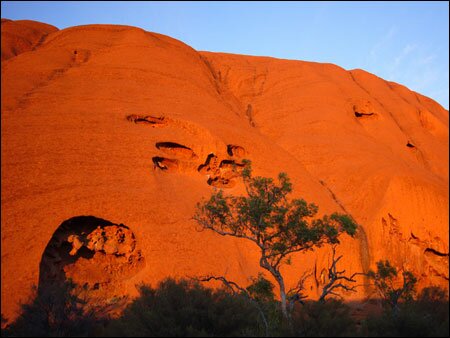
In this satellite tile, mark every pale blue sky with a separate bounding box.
[2,1,449,109]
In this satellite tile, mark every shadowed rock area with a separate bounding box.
[39,216,145,310]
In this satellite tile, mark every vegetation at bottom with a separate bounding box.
[2,278,448,337]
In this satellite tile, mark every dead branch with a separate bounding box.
[319,245,365,302]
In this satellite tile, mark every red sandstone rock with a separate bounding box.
[1,19,58,61]
[1,20,448,324]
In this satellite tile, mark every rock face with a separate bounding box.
[1,19,58,61]
[1,20,448,323]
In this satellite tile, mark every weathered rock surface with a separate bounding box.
[1,20,448,323]
[1,19,58,61]
[38,216,144,314]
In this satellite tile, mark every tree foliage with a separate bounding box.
[194,160,358,317]
[367,260,417,310]
[246,273,276,303]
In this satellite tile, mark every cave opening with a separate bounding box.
[38,216,145,307]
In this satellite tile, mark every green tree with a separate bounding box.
[368,260,417,311]
[193,160,358,318]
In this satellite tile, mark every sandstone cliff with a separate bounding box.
[2,20,448,323]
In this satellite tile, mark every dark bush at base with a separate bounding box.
[361,286,449,337]
[287,299,357,337]
[1,281,97,337]
[2,281,448,337]
[101,279,263,337]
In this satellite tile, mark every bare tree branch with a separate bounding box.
[287,270,313,310]
[192,275,247,295]
[318,245,364,302]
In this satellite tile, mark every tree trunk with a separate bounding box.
[277,276,289,319]
[259,255,289,319]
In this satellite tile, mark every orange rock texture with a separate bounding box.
[1,19,57,61]
[1,20,448,322]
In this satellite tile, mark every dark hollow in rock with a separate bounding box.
[198,154,245,188]
[219,159,246,170]
[198,153,218,174]
[354,111,375,118]
[410,232,419,240]
[156,142,196,159]
[406,141,415,148]
[152,156,179,171]
[424,248,449,257]
[207,176,237,189]
[126,114,167,127]
[39,216,145,308]
[226,145,246,157]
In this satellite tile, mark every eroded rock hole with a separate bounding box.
[207,176,237,189]
[152,156,179,171]
[156,142,197,159]
[126,114,167,127]
[406,141,415,148]
[227,144,246,157]
[219,159,245,170]
[39,216,145,307]
[198,153,219,174]
[354,111,374,118]
[424,248,449,257]
[198,154,244,188]
[352,102,377,119]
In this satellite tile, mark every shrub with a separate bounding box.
[1,281,97,337]
[102,278,263,337]
[362,286,449,337]
[288,299,357,337]
[367,260,417,310]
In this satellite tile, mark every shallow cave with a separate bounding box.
[227,144,246,157]
[126,114,166,127]
[152,156,179,171]
[198,153,218,173]
[155,142,196,159]
[156,142,191,151]
[39,216,145,304]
